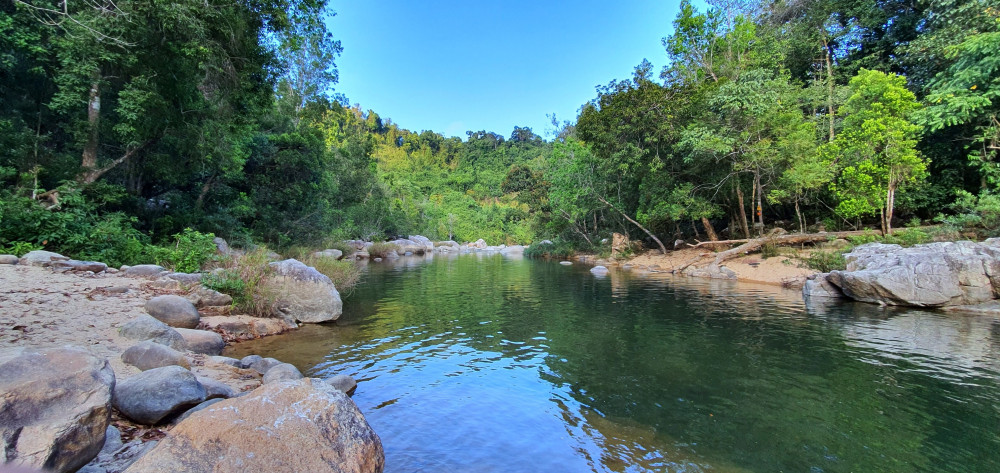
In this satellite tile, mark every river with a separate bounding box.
[225,253,1000,472]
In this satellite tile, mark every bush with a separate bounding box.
[0,241,42,257]
[369,242,400,258]
[152,228,218,273]
[938,191,1000,237]
[883,227,930,247]
[804,250,847,272]
[202,247,276,317]
[525,240,576,259]
[301,255,362,293]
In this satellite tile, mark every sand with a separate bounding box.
[617,247,819,286]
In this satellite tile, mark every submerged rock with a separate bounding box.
[124,379,384,473]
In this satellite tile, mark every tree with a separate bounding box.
[827,69,926,234]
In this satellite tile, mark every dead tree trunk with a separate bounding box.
[595,195,667,254]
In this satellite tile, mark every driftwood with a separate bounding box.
[671,229,878,273]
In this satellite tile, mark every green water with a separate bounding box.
[226,253,1000,472]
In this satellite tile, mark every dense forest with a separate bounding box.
[2,0,998,263]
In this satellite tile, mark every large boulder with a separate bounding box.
[119,315,188,350]
[312,249,344,260]
[121,341,190,371]
[469,239,488,249]
[174,328,225,355]
[802,273,845,300]
[827,241,1000,307]
[20,250,69,266]
[0,347,115,473]
[145,295,200,329]
[389,239,423,255]
[408,235,434,252]
[112,365,206,425]
[0,254,18,264]
[123,378,384,473]
[185,286,233,308]
[267,259,343,324]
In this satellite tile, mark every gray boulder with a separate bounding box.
[239,354,263,370]
[185,286,233,307]
[408,235,435,252]
[262,363,304,384]
[144,295,200,329]
[325,374,358,396]
[123,264,166,279]
[312,249,344,260]
[802,273,845,300]
[174,328,225,355]
[21,250,69,266]
[123,379,384,473]
[78,426,156,473]
[0,254,18,264]
[827,241,1000,307]
[164,272,202,285]
[0,347,115,473]
[390,238,423,254]
[209,355,242,368]
[267,259,343,323]
[119,315,187,351]
[195,376,237,399]
[121,341,190,371]
[213,237,231,255]
[559,261,573,266]
[112,365,206,425]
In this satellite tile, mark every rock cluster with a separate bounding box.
[803,240,1000,310]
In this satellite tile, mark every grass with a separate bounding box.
[202,247,277,318]
[369,241,401,258]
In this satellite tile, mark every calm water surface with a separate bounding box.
[227,253,1000,472]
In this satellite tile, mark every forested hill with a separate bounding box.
[2,0,999,263]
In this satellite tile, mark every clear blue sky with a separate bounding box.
[327,1,691,139]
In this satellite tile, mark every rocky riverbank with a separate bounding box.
[0,252,383,473]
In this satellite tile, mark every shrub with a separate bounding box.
[369,242,400,258]
[202,247,276,317]
[884,227,930,247]
[301,255,362,293]
[938,191,1000,238]
[804,250,847,272]
[152,228,218,273]
[525,240,575,259]
[0,241,42,257]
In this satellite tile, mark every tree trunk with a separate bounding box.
[754,172,764,235]
[885,186,896,235]
[736,184,750,239]
[701,216,719,241]
[595,195,667,254]
[78,139,154,184]
[81,70,101,172]
[795,199,804,234]
[823,37,835,143]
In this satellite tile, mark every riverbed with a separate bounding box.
[226,253,1000,472]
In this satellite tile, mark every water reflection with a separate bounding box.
[227,255,1000,472]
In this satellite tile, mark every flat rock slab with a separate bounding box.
[123,265,167,279]
[123,379,384,473]
[145,295,200,329]
[52,260,108,273]
[0,346,115,473]
[20,250,69,266]
[174,328,225,355]
[113,365,206,425]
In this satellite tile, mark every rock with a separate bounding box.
[123,264,167,279]
[559,261,573,266]
[20,250,69,266]
[501,245,525,254]
[165,272,202,285]
[121,341,190,371]
[112,365,206,425]
[170,398,225,425]
[0,254,19,264]
[384,250,400,259]
[78,435,156,473]
[124,379,384,473]
[539,240,553,245]
[801,273,845,299]
[355,250,371,259]
[185,286,233,308]
[174,328,225,355]
[325,374,358,396]
[267,259,343,324]
[674,239,687,250]
[239,354,263,369]
[144,295,200,329]
[389,238,423,254]
[52,260,108,273]
[312,249,344,260]
[469,239,488,249]
[213,237,231,255]
[0,347,115,473]
[685,265,738,280]
[119,315,188,351]
[590,265,610,276]
[373,257,383,262]
[827,241,1000,307]
[195,376,237,399]
[147,277,182,291]
[200,315,295,342]
[262,363,304,384]
[408,235,435,252]
[209,356,242,368]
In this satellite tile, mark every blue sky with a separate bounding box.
[327,1,690,139]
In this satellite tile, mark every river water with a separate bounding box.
[226,253,1000,472]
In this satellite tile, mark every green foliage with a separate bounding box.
[201,247,275,317]
[0,241,41,257]
[804,251,847,272]
[938,190,1000,237]
[151,229,217,273]
[525,240,576,259]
